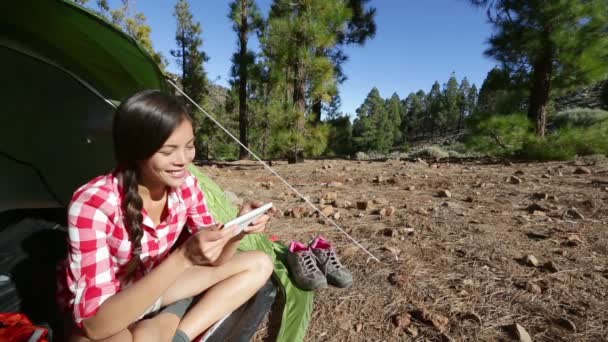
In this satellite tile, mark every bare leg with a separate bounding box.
[160,251,274,340]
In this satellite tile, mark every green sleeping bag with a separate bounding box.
[188,165,313,342]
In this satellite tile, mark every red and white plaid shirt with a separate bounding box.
[57,169,215,326]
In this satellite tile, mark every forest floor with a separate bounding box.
[199,157,608,342]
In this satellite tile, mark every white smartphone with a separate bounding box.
[223,203,273,234]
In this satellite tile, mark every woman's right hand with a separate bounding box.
[178,224,239,266]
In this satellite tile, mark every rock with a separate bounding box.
[382,228,397,237]
[391,312,412,329]
[355,323,363,333]
[524,255,540,267]
[405,326,418,337]
[328,181,343,187]
[526,282,542,294]
[321,192,338,202]
[514,170,526,176]
[373,197,389,205]
[464,196,474,203]
[405,185,416,191]
[437,190,452,198]
[541,174,552,179]
[356,201,372,210]
[338,319,351,331]
[532,192,549,201]
[544,261,560,272]
[547,195,559,202]
[298,196,310,203]
[509,176,523,184]
[513,323,532,342]
[274,208,285,218]
[459,312,482,325]
[555,317,577,332]
[573,166,592,175]
[320,206,334,216]
[332,212,341,220]
[377,206,396,217]
[387,272,408,287]
[346,177,354,182]
[526,203,547,212]
[412,308,449,332]
[563,208,584,220]
[289,206,307,218]
[261,181,274,189]
[416,208,429,215]
[373,176,385,183]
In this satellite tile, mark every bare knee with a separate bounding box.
[246,251,273,279]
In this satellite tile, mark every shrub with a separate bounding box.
[520,122,608,160]
[551,108,608,129]
[464,113,533,157]
[409,145,450,159]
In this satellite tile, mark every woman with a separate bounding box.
[58,90,274,342]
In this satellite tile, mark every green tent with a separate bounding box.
[0,1,312,341]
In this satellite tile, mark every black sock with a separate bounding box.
[173,329,190,342]
[160,297,194,319]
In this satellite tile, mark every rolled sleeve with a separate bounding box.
[67,198,120,326]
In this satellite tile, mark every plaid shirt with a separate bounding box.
[57,169,215,326]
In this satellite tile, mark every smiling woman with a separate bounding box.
[58,90,274,342]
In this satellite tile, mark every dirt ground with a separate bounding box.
[200,157,608,342]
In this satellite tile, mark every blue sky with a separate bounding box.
[106,0,497,118]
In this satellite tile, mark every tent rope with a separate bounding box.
[166,79,380,263]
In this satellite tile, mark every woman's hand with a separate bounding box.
[238,201,274,234]
[179,224,239,267]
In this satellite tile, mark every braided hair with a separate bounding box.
[112,90,192,280]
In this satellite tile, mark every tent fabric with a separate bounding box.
[0,0,167,101]
[189,165,314,342]
[0,46,115,211]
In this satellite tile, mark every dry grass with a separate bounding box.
[202,158,608,341]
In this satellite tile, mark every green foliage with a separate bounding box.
[521,122,608,160]
[409,146,450,159]
[172,0,208,106]
[352,87,392,153]
[465,113,533,156]
[473,0,608,135]
[551,108,608,129]
[475,67,526,116]
[325,115,353,156]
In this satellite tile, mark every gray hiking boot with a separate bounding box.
[287,241,328,291]
[310,236,353,288]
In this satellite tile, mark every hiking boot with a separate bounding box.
[286,241,327,291]
[310,236,353,288]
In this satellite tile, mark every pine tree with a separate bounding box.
[310,0,377,125]
[443,73,461,133]
[352,87,391,153]
[264,0,351,160]
[229,0,264,159]
[472,0,608,136]
[78,0,166,69]
[427,81,443,139]
[457,77,471,131]
[171,0,208,107]
[385,93,402,146]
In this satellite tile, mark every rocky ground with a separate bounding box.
[198,157,608,342]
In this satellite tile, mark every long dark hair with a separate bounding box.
[112,90,192,279]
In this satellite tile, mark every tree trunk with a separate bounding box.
[238,0,249,159]
[527,32,553,137]
[311,101,322,126]
[290,59,306,163]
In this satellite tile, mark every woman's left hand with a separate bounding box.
[239,201,274,234]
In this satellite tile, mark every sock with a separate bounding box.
[172,329,190,342]
[160,297,194,319]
